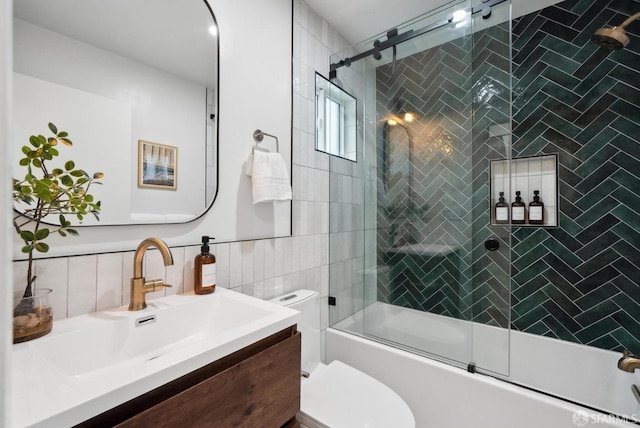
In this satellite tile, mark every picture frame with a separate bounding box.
[138,140,178,190]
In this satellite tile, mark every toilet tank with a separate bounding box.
[270,289,320,374]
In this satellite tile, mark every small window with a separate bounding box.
[315,73,356,161]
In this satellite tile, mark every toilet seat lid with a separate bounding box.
[301,360,415,428]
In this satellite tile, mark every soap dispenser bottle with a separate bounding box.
[194,236,216,295]
[511,191,526,225]
[529,190,544,225]
[495,191,509,225]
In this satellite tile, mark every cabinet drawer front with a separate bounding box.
[117,332,301,428]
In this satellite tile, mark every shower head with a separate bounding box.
[592,26,629,50]
[591,11,640,50]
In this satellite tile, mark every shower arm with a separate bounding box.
[329,0,507,77]
[619,12,640,29]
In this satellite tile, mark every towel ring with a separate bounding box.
[253,129,280,153]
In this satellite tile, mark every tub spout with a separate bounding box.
[618,350,640,373]
[128,237,174,311]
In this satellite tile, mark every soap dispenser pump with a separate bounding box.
[194,236,216,295]
[529,190,544,225]
[511,191,526,225]
[495,191,509,225]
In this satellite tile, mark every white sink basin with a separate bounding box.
[12,287,299,428]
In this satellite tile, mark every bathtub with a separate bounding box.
[328,302,640,428]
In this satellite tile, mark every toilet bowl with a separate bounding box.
[270,290,415,428]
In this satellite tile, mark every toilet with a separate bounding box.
[271,289,415,428]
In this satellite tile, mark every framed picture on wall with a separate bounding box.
[138,140,178,190]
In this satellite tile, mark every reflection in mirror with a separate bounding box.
[315,73,356,161]
[12,0,218,225]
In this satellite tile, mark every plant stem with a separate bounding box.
[24,251,34,299]
[23,199,44,299]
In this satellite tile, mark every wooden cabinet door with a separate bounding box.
[116,332,301,428]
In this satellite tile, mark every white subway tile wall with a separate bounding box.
[143,248,171,302]
[68,255,97,317]
[17,235,330,317]
[32,258,68,319]
[165,246,185,296]
[96,252,124,312]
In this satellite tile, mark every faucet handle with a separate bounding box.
[144,279,172,292]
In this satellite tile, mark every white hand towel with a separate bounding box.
[248,150,292,203]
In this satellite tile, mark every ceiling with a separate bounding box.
[304,0,564,45]
[14,0,218,88]
[305,0,452,45]
[13,0,564,87]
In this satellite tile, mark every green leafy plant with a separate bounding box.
[13,122,103,302]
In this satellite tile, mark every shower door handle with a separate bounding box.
[484,237,500,251]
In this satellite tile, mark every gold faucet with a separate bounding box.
[129,237,174,311]
[618,350,640,373]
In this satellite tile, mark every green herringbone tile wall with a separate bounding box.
[375,20,512,328]
[375,32,476,322]
[374,0,640,352]
[511,0,640,352]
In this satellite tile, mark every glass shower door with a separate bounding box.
[329,0,512,376]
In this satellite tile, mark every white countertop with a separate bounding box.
[11,288,299,427]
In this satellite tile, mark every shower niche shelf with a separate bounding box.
[490,154,558,227]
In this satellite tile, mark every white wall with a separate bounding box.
[13,72,133,224]
[0,0,11,425]
[209,0,292,241]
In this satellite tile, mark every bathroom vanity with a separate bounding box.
[11,288,301,427]
[80,327,301,427]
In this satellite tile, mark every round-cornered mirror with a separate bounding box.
[12,0,218,225]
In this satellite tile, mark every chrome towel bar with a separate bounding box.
[253,129,279,153]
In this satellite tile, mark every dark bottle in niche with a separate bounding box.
[529,190,544,225]
[495,191,509,225]
[511,191,526,225]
